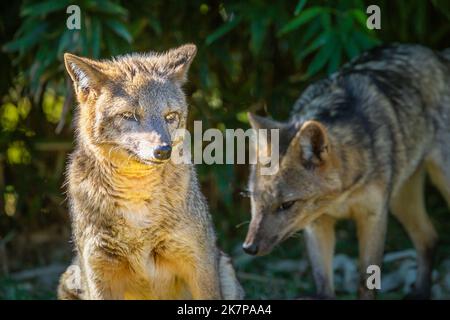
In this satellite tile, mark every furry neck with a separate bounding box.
[77,139,188,203]
[327,129,366,191]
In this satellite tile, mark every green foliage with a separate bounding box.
[3,0,132,91]
[0,0,450,299]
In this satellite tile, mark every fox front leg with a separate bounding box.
[354,195,388,300]
[80,246,125,300]
[304,215,337,299]
[190,269,222,299]
[186,251,222,299]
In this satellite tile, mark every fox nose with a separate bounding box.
[153,145,172,161]
[242,242,259,255]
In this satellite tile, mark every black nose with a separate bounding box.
[153,145,172,161]
[242,242,259,255]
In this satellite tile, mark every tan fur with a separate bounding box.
[389,166,438,298]
[58,44,243,300]
[304,215,336,298]
[244,44,450,299]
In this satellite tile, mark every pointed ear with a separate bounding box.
[247,113,284,157]
[247,113,283,130]
[163,44,197,84]
[292,120,329,169]
[64,53,106,96]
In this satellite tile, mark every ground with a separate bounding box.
[1,181,449,300]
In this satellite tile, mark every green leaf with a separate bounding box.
[299,18,321,46]
[129,18,149,38]
[278,7,323,36]
[297,32,327,60]
[353,30,380,50]
[149,18,162,36]
[236,111,248,123]
[105,29,120,55]
[338,13,354,34]
[250,19,267,55]
[86,0,128,16]
[57,29,72,56]
[327,40,342,74]
[214,165,234,208]
[21,0,71,17]
[3,23,48,52]
[348,9,367,29]
[15,16,41,37]
[30,44,56,89]
[306,33,335,76]
[294,0,308,15]
[343,33,360,59]
[81,19,89,55]
[206,16,242,46]
[91,17,102,58]
[320,11,331,31]
[106,19,133,44]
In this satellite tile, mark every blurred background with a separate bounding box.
[1,0,450,299]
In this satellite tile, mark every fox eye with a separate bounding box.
[121,112,138,121]
[277,200,296,212]
[164,112,179,124]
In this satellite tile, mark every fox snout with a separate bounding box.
[153,144,172,161]
[128,125,174,164]
[242,241,259,255]
[243,232,278,256]
[242,218,269,256]
[243,213,285,256]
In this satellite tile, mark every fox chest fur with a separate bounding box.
[68,152,208,299]
[59,44,242,300]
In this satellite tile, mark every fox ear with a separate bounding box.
[64,53,106,96]
[247,113,282,130]
[247,113,284,156]
[293,120,329,169]
[163,44,197,84]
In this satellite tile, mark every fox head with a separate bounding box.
[64,44,197,166]
[243,113,343,256]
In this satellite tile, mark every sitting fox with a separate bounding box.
[243,44,450,299]
[58,44,243,300]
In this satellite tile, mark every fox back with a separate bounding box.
[244,44,450,256]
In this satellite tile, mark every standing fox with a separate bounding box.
[57,44,243,299]
[244,44,450,299]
